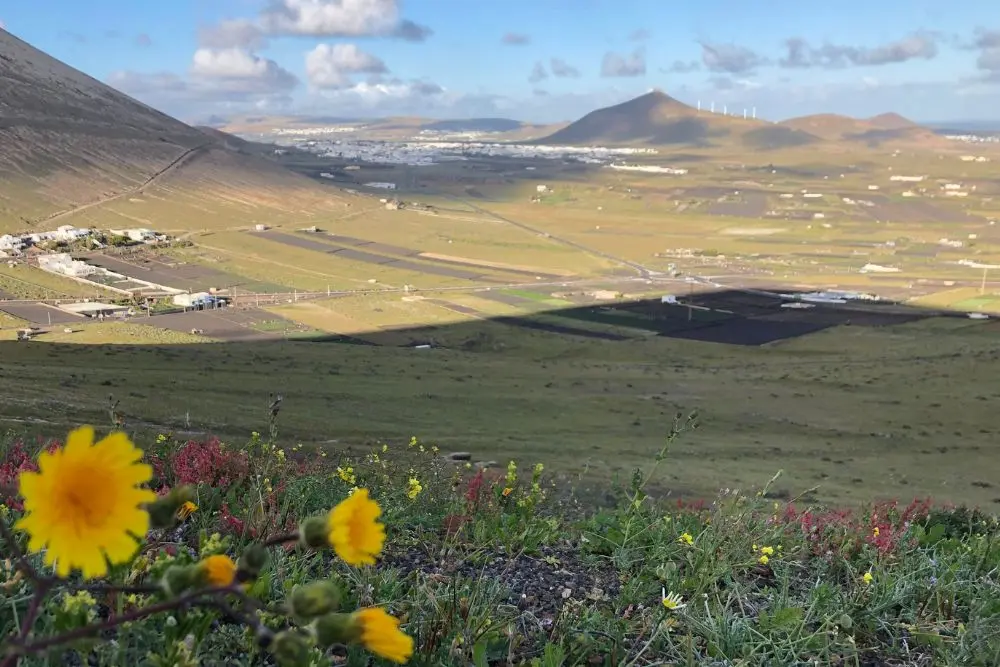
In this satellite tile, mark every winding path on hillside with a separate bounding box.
[34,142,214,227]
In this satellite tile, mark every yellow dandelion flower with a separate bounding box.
[200,554,237,587]
[758,554,770,565]
[679,532,694,545]
[176,501,198,521]
[15,426,155,580]
[352,607,414,664]
[327,489,386,566]
[862,570,873,585]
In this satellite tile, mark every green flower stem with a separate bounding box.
[4,586,234,660]
[262,531,300,548]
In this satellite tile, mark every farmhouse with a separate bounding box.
[37,253,97,278]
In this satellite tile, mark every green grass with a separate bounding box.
[0,313,998,509]
[0,266,117,300]
[2,428,999,666]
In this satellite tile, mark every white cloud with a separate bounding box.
[258,0,430,40]
[190,48,298,93]
[305,43,387,89]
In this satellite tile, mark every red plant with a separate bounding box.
[465,469,484,508]
[170,438,249,488]
[0,440,61,510]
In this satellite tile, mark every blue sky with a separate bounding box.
[3,0,999,123]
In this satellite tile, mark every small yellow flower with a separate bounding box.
[15,426,155,579]
[382,444,388,453]
[759,545,774,556]
[679,532,694,546]
[758,554,769,565]
[337,466,356,485]
[61,591,98,621]
[352,607,414,664]
[862,570,873,585]
[431,446,439,454]
[200,555,237,587]
[502,487,513,497]
[275,449,286,463]
[873,527,880,538]
[176,501,198,521]
[406,477,423,500]
[327,489,386,566]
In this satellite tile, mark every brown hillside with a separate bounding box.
[534,90,761,147]
[0,30,348,229]
[778,114,874,140]
[867,112,918,131]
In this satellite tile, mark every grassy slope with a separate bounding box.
[0,314,997,508]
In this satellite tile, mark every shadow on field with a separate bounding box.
[292,287,987,348]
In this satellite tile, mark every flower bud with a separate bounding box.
[290,581,341,620]
[299,516,329,549]
[270,630,311,667]
[237,544,269,581]
[161,564,198,597]
[146,486,197,529]
[314,612,360,647]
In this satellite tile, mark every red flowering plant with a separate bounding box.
[0,438,61,511]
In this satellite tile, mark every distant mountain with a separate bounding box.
[866,112,918,131]
[778,114,874,140]
[421,118,524,133]
[533,90,825,149]
[533,90,753,147]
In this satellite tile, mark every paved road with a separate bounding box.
[34,142,214,226]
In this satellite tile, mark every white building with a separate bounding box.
[173,292,215,308]
[37,253,97,278]
[54,225,91,241]
[889,175,925,182]
[0,235,25,252]
[363,182,396,190]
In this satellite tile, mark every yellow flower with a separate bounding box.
[15,426,155,579]
[502,487,513,497]
[759,545,774,556]
[337,466,356,485]
[200,555,237,587]
[873,527,880,538]
[406,478,423,500]
[176,501,198,521]
[352,607,414,664]
[679,532,694,545]
[862,570,873,585]
[327,489,386,566]
[758,554,770,565]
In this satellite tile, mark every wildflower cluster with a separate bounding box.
[1,426,414,666]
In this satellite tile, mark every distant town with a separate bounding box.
[266,136,658,166]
